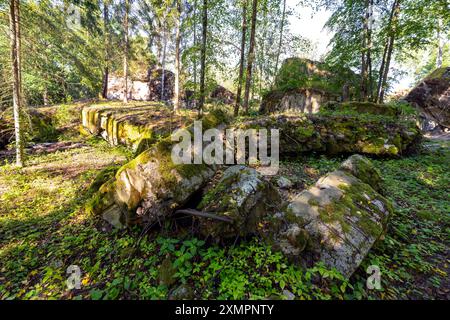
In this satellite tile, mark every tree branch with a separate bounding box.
[174,208,233,223]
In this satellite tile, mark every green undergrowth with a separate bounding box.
[0,103,448,299]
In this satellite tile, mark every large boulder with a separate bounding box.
[260,88,338,115]
[197,165,282,239]
[106,76,151,101]
[192,155,392,279]
[236,112,421,157]
[106,68,175,102]
[81,103,195,152]
[276,155,392,278]
[210,85,235,105]
[405,67,450,131]
[339,154,383,192]
[86,110,230,227]
[260,58,359,114]
[321,101,406,117]
[0,108,57,150]
[147,68,175,101]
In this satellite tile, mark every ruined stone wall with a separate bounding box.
[260,88,339,114]
[405,67,450,131]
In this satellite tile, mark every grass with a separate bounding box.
[0,102,448,300]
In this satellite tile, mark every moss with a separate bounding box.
[202,108,231,129]
[284,206,300,225]
[238,112,420,157]
[133,136,157,156]
[88,165,120,194]
[273,57,357,95]
[79,124,91,136]
[293,229,310,252]
[387,145,399,155]
[85,179,116,216]
[158,257,176,286]
[361,142,385,155]
[198,171,241,210]
[335,181,392,238]
[321,101,400,117]
[340,155,383,192]
[318,201,352,234]
[426,67,450,80]
[308,198,320,207]
[295,124,315,139]
[29,112,58,142]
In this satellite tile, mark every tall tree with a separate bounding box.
[123,0,130,104]
[436,18,444,68]
[173,0,182,111]
[102,0,111,99]
[367,0,374,101]
[360,0,370,101]
[273,0,286,86]
[192,0,198,101]
[198,0,207,115]
[242,0,258,114]
[9,0,24,167]
[377,0,400,104]
[234,0,248,116]
[161,11,168,101]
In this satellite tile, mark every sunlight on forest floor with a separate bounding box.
[0,102,448,300]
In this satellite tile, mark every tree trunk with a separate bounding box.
[193,0,198,102]
[102,66,109,99]
[273,0,286,86]
[123,0,129,103]
[376,0,396,102]
[378,0,400,104]
[360,0,370,101]
[9,0,24,167]
[376,40,388,102]
[102,1,110,99]
[242,0,258,114]
[378,37,394,104]
[43,86,49,106]
[173,0,182,111]
[161,28,167,101]
[436,19,444,68]
[234,0,248,116]
[198,0,208,116]
[367,0,374,101]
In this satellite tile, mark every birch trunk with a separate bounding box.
[123,0,129,103]
[198,0,208,115]
[9,0,24,167]
[234,0,248,116]
[242,0,258,114]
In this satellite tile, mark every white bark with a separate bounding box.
[10,0,24,167]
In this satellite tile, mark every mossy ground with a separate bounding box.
[0,102,448,300]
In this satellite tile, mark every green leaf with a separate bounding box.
[90,289,103,300]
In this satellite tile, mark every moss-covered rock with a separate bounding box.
[197,165,282,239]
[274,58,358,96]
[339,154,383,192]
[321,101,406,117]
[405,67,450,131]
[87,109,231,227]
[280,157,393,278]
[259,57,360,114]
[0,108,57,149]
[236,113,421,157]
[260,88,339,115]
[81,102,196,153]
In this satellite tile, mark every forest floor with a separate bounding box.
[0,102,448,300]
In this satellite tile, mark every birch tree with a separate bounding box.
[9,0,24,167]
[242,0,258,114]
